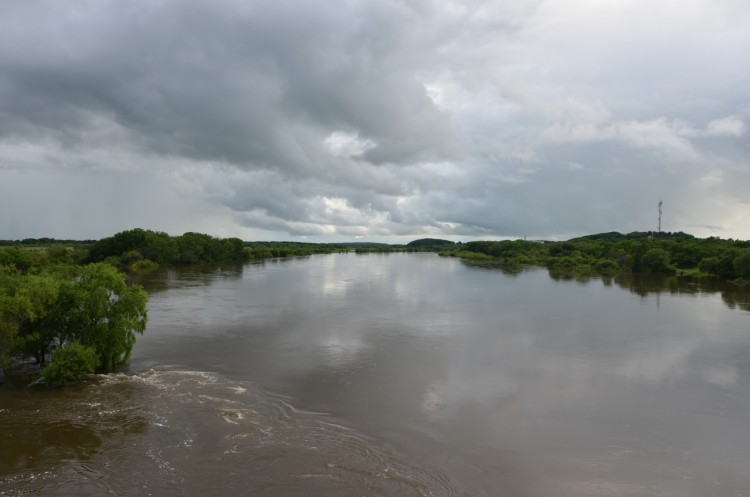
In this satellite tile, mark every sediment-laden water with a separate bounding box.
[2,253,750,496]
[1,369,453,496]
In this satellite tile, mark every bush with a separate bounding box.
[41,342,99,388]
[641,248,675,274]
[699,256,721,276]
[129,259,159,273]
[595,259,619,274]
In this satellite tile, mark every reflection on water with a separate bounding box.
[543,263,750,311]
[3,253,750,496]
[128,263,246,294]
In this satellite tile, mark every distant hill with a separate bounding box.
[568,231,696,243]
[406,238,456,248]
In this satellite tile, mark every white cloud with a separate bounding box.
[324,131,376,158]
[541,106,702,163]
[705,116,746,137]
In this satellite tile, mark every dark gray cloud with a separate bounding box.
[1,0,749,241]
[0,0,455,168]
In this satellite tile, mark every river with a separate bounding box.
[2,253,750,496]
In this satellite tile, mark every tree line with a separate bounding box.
[244,241,346,259]
[440,231,750,282]
[88,229,357,268]
[88,228,246,270]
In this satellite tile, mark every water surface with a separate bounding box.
[2,253,750,496]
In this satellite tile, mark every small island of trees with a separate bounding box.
[1,262,147,387]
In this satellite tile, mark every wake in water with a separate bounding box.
[0,369,455,497]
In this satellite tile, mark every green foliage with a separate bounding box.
[244,241,344,259]
[464,240,547,261]
[88,229,244,268]
[41,342,99,388]
[734,249,750,279]
[1,261,148,382]
[441,250,493,261]
[88,229,179,266]
[449,232,748,280]
[594,259,620,274]
[129,259,159,273]
[641,248,675,274]
[0,266,62,367]
[715,249,742,280]
[698,257,721,277]
[406,238,455,248]
[65,263,148,372]
[0,247,37,273]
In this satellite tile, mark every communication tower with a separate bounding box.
[657,200,663,234]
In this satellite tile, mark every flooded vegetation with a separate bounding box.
[3,253,750,496]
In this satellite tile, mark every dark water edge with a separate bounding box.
[459,258,750,313]
[3,253,750,496]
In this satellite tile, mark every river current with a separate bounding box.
[2,253,750,496]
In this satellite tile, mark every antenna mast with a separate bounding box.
[657,200,663,234]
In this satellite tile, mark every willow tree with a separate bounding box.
[63,263,148,372]
[0,266,61,369]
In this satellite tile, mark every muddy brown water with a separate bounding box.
[2,253,750,496]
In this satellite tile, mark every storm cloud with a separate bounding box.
[1,0,748,241]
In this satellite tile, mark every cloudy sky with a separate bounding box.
[1,0,748,242]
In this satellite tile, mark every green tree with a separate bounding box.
[698,257,721,277]
[0,268,20,369]
[0,247,36,273]
[41,342,99,388]
[716,249,741,279]
[0,267,62,368]
[734,249,750,279]
[64,263,148,372]
[13,273,63,364]
[45,246,74,265]
[640,248,674,274]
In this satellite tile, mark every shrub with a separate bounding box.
[595,259,619,274]
[641,248,675,274]
[129,259,159,273]
[41,342,99,388]
[698,256,721,276]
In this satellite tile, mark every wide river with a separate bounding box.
[2,253,750,496]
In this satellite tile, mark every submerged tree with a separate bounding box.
[0,266,61,369]
[41,341,99,387]
[1,262,148,385]
[63,263,148,373]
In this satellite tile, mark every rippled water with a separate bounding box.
[2,253,750,496]
[1,369,449,496]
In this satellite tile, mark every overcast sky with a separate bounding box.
[1,0,748,242]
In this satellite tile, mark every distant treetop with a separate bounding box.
[568,231,696,243]
[406,238,456,248]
